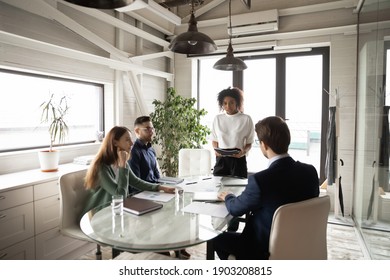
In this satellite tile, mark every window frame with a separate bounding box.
[197,47,330,182]
[0,69,105,153]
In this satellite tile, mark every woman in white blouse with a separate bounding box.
[212,87,255,178]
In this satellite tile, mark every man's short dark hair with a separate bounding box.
[255,116,290,154]
[134,116,151,127]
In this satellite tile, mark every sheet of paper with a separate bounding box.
[133,191,174,203]
[221,177,248,186]
[192,192,221,202]
[182,201,229,218]
[178,176,222,193]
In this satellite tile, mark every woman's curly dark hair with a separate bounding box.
[217,87,244,112]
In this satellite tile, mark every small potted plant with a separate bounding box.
[38,93,69,172]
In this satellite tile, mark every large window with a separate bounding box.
[198,58,232,145]
[198,47,329,180]
[0,70,104,152]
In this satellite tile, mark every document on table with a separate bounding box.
[221,176,248,186]
[179,177,221,193]
[182,201,229,218]
[192,192,221,202]
[133,191,175,203]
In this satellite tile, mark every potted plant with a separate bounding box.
[38,93,69,172]
[150,87,210,177]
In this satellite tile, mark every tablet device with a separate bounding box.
[214,148,241,156]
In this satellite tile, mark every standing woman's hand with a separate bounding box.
[232,149,245,158]
[117,149,130,168]
[213,142,221,157]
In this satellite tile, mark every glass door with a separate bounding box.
[285,55,324,176]
[198,48,329,178]
[242,51,328,176]
[244,58,276,172]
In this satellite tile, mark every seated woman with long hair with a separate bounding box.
[82,126,175,217]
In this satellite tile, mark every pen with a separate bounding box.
[202,177,212,180]
[186,182,197,185]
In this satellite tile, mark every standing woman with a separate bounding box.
[82,126,174,216]
[212,87,255,178]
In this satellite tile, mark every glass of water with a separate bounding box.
[111,195,123,216]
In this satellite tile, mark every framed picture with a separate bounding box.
[241,0,251,9]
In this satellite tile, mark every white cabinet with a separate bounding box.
[0,187,35,260]
[0,164,94,259]
[34,182,60,235]
[0,203,35,249]
[0,186,33,210]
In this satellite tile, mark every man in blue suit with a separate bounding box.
[214,116,320,260]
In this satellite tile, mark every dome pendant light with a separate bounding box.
[213,0,247,71]
[64,0,135,9]
[169,1,217,55]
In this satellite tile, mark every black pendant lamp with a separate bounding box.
[64,0,134,9]
[213,0,247,71]
[169,1,217,54]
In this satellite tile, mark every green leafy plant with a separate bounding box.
[150,87,210,177]
[40,93,69,151]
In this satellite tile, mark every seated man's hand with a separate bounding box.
[218,191,232,201]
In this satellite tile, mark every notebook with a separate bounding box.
[192,192,222,202]
[123,197,163,216]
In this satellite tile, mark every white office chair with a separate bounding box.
[268,195,330,260]
[59,169,176,260]
[178,148,212,177]
[59,169,103,259]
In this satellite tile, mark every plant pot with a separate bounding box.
[38,150,60,172]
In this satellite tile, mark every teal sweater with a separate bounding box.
[81,163,159,218]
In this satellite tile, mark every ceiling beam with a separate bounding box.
[130,51,174,62]
[116,0,181,25]
[0,30,174,81]
[279,0,358,16]
[179,0,358,29]
[183,0,227,22]
[59,0,170,47]
[2,0,129,59]
[125,10,176,35]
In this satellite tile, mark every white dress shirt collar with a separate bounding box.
[268,153,290,167]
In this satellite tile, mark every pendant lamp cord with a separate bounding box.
[228,0,232,44]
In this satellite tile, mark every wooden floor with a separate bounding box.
[79,221,390,260]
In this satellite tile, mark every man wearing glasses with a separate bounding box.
[129,115,191,259]
[129,116,160,183]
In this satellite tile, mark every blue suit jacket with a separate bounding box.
[129,139,160,183]
[224,156,319,259]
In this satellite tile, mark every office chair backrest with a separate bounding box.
[268,195,330,260]
[178,148,212,177]
[59,169,90,240]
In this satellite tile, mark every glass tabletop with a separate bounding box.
[80,186,243,252]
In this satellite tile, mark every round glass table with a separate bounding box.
[80,185,243,259]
